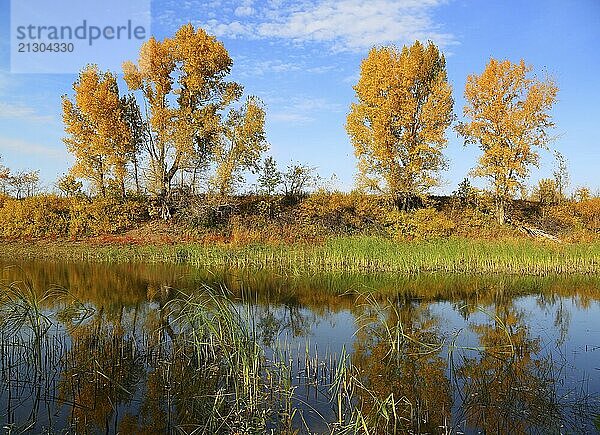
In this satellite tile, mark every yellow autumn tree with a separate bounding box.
[123,24,259,212]
[62,65,133,197]
[346,41,454,210]
[457,59,558,224]
[211,96,268,196]
[532,178,560,206]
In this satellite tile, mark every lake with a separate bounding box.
[0,260,599,434]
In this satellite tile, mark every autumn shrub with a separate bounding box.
[0,195,148,239]
[251,196,283,220]
[176,195,241,230]
[298,191,389,234]
[449,207,517,239]
[226,214,326,245]
[543,198,600,240]
[0,195,71,238]
[0,193,11,208]
[387,208,456,240]
[68,196,149,237]
[574,198,600,232]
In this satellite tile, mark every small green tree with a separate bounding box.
[552,151,569,202]
[282,163,317,202]
[453,178,478,207]
[257,156,282,195]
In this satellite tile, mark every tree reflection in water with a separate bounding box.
[453,302,593,434]
[0,263,599,433]
[351,297,452,433]
[339,295,598,434]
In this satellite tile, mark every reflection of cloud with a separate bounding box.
[197,0,455,52]
[0,102,55,123]
[0,137,68,158]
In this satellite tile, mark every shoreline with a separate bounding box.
[1,236,599,276]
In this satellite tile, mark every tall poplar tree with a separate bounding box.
[346,41,454,210]
[456,59,558,224]
[122,24,265,205]
[62,65,133,197]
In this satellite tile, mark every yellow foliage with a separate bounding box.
[0,195,70,238]
[346,41,453,209]
[123,24,245,198]
[298,191,389,232]
[457,59,558,224]
[68,197,149,237]
[542,198,600,240]
[387,208,456,240]
[212,97,268,195]
[62,65,132,197]
[575,198,600,232]
[0,196,148,238]
[531,178,560,205]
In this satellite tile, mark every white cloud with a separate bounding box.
[268,96,343,125]
[202,19,254,38]
[235,5,255,16]
[0,73,16,97]
[269,112,314,124]
[306,65,336,74]
[289,97,343,112]
[0,137,68,159]
[202,0,455,52]
[234,57,302,76]
[0,102,54,123]
[232,54,339,78]
[343,73,360,84]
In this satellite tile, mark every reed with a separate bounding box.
[2,236,599,275]
[0,278,597,433]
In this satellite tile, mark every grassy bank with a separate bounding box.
[1,236,599,275]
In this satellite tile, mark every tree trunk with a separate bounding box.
[99,171,106,198]
[496,198,506,225]
[158,190,172,220]
[191,168,198,194]
[121,178,126,199]
[133,155,140,194]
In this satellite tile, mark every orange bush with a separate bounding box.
[0,195,148,239]
[387,208,456,240]
[298,191,389,233]
[574,198,600,232]
[0,195,70,238]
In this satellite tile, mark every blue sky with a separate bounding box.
[0,0,599,194]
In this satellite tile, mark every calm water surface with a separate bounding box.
[0,260,599,434]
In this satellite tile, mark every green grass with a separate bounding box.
[1,236,599,275]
